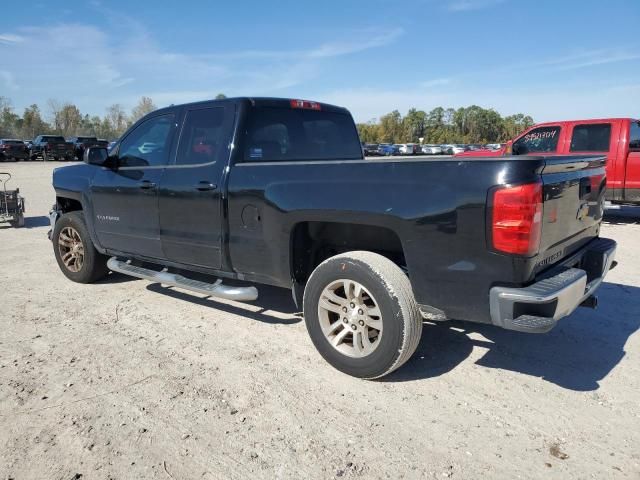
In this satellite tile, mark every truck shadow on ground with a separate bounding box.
[146,282,302,325]
[387,282,640,391]
[0,215,50,229]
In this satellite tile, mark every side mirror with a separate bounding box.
[84,146,110,166]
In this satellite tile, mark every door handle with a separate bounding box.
[196,181,217,191]
[139,180,157,190]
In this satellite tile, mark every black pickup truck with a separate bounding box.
[30,135,75,161]
[67,136,108,161]
[48,97,617,379]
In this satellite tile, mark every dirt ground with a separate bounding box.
[1,161,639,480]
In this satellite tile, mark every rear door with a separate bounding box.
[158,102,235,269]
[90,112,177,258]
[566,120,619,200]
[624,120,640,202]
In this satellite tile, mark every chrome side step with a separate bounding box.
[107,257,258,302]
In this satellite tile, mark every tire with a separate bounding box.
[9,213,24,228]
[303,251,422,379]
[52,211,109,283]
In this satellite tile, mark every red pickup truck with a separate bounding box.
[456,118,640,205]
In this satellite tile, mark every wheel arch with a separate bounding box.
[289,220,406,287]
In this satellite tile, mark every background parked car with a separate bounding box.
[362,143,380,156]
[377,144,400,156]
[451,144,468,155]
[29,135,75,161]
[397,144,413,155]
[440,144,453,154]
[485,143,505,150]
[67,136,103,161]
[421,144,443,155]
[0,139,29,161]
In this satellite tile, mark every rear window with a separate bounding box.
[570,123,612,152]
[513,126,560,155]
[2,140,24,145]
[243,107,362,162]
[43,136,66,142]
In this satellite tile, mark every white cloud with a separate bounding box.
[446,0,506,12]
[308,28,403,58]
[0,33,24,44]
[421,78,453,88]
[0,19,403,115]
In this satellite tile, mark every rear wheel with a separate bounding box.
[303,251,422,379]
[53,211,109,283]
[9,213,24,228]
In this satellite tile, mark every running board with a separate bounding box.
[107,257,258,302]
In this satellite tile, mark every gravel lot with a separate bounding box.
[1,161,639,479]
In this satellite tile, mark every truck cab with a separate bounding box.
[458,118,640,205]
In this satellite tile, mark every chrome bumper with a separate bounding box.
[489,238,617,333]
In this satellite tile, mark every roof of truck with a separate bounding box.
[153,97,350,115]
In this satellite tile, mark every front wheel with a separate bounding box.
[9,213,24,228]
[52,211,109,283]
[303,251,423,379]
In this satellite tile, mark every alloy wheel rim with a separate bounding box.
[318,279,383,358]
[58,226,84,273]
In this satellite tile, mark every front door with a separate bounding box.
[159,104,234,269]
[91,113,177,259]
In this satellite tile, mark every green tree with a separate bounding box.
[21,104,48,140]
[106,104,129,137]
[130,96,157,123]
[0,97,20,138]
[402,108,427,142]
[215,93,227,100]
[379,110,403,143]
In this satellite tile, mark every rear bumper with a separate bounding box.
[489,237,617,333]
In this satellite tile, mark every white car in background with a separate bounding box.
[421,144,442,155]
[397,144,414,155]
[451,144,468,155]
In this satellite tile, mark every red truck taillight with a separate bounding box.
[491,182,543,256]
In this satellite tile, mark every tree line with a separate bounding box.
[0,93,227,141]
[357,105,535,144]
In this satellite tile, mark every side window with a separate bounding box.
[176,107,226,165]
[570,123,612,152]
[119,114,175,168]
[512,126,560,155]
[629,121,640,151]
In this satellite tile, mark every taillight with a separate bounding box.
[491,182,543,256]
[290,99,321,110]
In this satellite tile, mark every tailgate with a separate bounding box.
[535,155,606,272]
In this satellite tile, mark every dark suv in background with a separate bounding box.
[0,139,29,161]
[29,135,75,161]
[67,136,107,161]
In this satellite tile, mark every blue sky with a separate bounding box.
[1,0,639,123]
